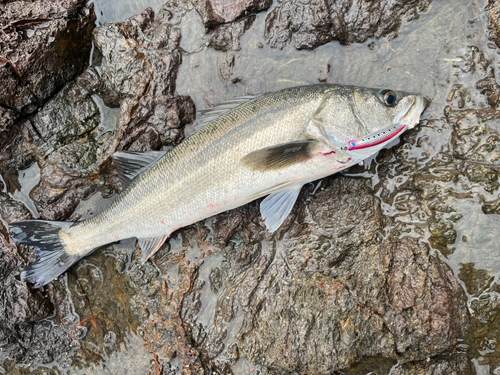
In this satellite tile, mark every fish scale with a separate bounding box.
[10,84,428,287]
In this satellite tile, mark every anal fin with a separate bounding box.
[137,235,168,263]
[260,185,303,232]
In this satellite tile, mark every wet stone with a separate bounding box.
[25,80,103,220]
[30,137,102,220]
[0,0,96,115]
[389,354,474,374]
[177,178,470,373]
[32,81,100,153]
[264,0,432,50]
[0,192,32,224]
[0,58,37,115]
[197,0,272,28]
[93,8,182,107]
[488,0,500,49]
[113,94,195,152]
[0,126,30,175]
[0,105,20,132]
[208,16,256,51]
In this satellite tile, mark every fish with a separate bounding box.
[10,84,428,287]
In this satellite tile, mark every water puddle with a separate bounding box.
[70,333,151,374]
[12,162,40,219]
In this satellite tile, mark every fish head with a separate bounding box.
[319,86,428,157]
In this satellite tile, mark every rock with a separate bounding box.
[197,0,269,52]
[112,94,195,152]
[217,52,242,83]
[0,106,20,132]
[0,57,37,115]
[94,8,182,107]
[0,215,52,329]
[31,81,100,153]
[30,136,102,221]
[0,0,96,115]
[19,80,103,220]
[390,354,474,374]
[197,0,272,28]
[0,192,32,224]
[208,16,256,51]
[488,0,500,49]
[177,178,469,373]
[264,0,431,50]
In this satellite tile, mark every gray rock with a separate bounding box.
[390,354,473,374]
[31,81,100,153]
[208,16,256,51]
[179,178,469,373]
[0,0,96,114]
[94,8,182,107]
[264,0,431,50]
[197,0,272,28]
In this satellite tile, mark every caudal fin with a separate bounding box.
[10,220,80,288]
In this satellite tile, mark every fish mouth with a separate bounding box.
[345,95,428,152]
[394,95,427,129]
[338,95,428,153]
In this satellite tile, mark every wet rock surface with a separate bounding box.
[0,0,96,117]
[197,0,272,27]
[93,7,182,107]
[172,179,469,373]
[2,0,500,374]
[0,201,77,374]
[208,16,256,51]
[196,0,271,52]
[265,0,431,50]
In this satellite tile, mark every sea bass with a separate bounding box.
[10,84,428,287]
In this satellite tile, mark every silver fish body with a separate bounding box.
[10,84,428,287]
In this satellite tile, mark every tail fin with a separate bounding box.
[10,220,80,288]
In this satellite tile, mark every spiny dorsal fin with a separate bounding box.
[113,150,167,188]
[192,95,262,133]
[137,235,168,263]
[240,140,318,172]
[260,185,303,232]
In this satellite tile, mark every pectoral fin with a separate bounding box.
[137,235,169,263]
[260,185,302,232]
[241,141,318,172]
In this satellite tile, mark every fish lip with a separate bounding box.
[396,95,427,129]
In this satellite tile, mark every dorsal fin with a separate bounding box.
[191,95,262,133]
[113,150,167,188]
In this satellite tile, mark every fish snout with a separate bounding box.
[398,95,428,129]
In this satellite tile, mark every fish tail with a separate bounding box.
[10,220,80,288]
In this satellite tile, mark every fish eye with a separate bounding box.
[382,91,397,107]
